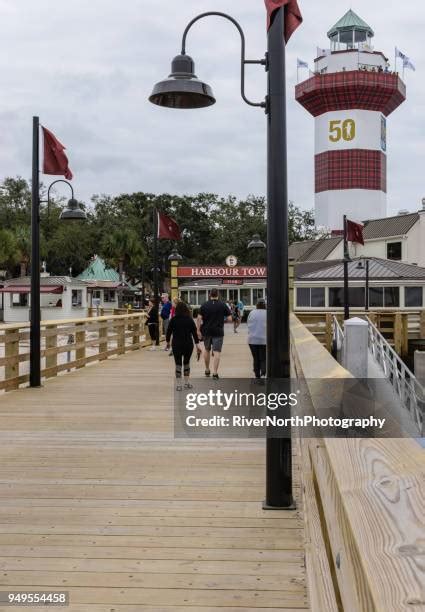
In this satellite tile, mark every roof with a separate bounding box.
[328,9,374,38]
[3,276,87,287]
[298,258,425,281]
[78,256,120,282]
[363,212,419,240]
[289,237,343,263]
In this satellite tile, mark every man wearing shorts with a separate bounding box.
[197,289,232,380]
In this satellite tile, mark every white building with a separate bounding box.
[0,276,89,323]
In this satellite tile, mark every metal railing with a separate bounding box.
[366,316,424,434]
[331,315,344,363]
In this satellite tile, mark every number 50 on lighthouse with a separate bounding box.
[329,119,356,142]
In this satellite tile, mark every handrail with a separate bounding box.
[366,315,424,434]
[331,314,344,362]
[0,312,162,393]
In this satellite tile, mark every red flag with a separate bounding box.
[42,126,73,180]
[158,211,181,240]
[346,219,364,245]
[265,0,303,42]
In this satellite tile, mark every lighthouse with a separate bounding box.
[295,10,406,230]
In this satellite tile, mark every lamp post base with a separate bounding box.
[262,500,297,511]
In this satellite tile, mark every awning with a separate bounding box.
[0,286,63,294]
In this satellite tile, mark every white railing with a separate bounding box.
[331,315,344,363]
[366,316,424,435]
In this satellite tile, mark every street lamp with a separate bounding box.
[150,9,293,509]
[30,170,86,388]
[168,249,183,301]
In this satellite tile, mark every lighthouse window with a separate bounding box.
[387,242,402,260]
[339,30,354,45]
[405,287,423,307]
[354,30,367,43]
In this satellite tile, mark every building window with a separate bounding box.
[197,290,207,305]
[228,289,239,303]
[180,290,188,303]
[218,289,227,302]
[253,288,265,305]
[387,242,402,261]
[297,287,325,308]
[189,290,197,305]
[369,287,383,308]
[11,293,28,307]
[104,290,116,303]
[384,287,399,307]
[72,289,83,307]
[240,289,251,306]
[405,287,423,308]
[329,287,364,307]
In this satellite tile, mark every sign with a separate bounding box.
[225,255,238,267]
[177,266,267,279]
[222,279,243,285]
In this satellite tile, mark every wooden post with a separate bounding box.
[394,313,402,355]
[420,310,425,339]
[325,313,333,353]
[170,261,179,301]
[402,313,409,358]
[45,324,58,376]
[75,322,86,368]
[288,260,295,312]
[132,316,141,350]
[116,319,125,355]
[5,329,19,390]
[98,322,108,361]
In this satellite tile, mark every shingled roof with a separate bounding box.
[289,237,342,262]
[298,258,425,281]
[363,213,419,240]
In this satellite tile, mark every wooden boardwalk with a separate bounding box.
[0,326,308,611]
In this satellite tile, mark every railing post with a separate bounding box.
[5,328,20,390]
[99,319,108,361]
[325,313,333,353]
[116,318,126,355]
[132,316,141,349]
[394,313,402,356]
[45,324,58,377]
[75,322,86,368]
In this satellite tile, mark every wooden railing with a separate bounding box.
[0,313,160,393]
[296,310,423,358]
[291,314,425,612]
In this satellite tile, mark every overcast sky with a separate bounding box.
[0,0,423,216]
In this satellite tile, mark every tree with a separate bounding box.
[101,227,145,280]
[0,229,19,270]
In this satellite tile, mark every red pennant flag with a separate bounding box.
[158,211,181,240]
[42,126,73,180]
[265,0,303,42]
[346,219,364,245]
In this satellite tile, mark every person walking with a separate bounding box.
[168,297,179,357]
[160,294,172,349]
[197,289,231,380]
[166,301,201,391]
[147,298,159,351]
[232,302,241,333]
[247,299,267,381]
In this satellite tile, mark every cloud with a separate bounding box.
[0,0,423,217]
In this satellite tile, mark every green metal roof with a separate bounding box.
[77,256,119,282]
[328,9,374,38]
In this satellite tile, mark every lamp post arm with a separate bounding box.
[181,12,267,109]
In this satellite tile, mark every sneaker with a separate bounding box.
[212,374,219,380]
[205,370,211,377]
[184,383,193,390]
[168,352,173,357]
[164,346,169,351]
[149,346,156,352]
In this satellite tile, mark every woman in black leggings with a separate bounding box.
[166,301,201,391]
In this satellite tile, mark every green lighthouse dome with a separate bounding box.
[328,9,374,50]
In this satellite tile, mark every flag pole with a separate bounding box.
[30,116,41,387]
[343,214,350,320]
[153,208,160,346]
[365,259,369,312]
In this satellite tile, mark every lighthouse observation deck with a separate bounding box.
[295,70,406,117]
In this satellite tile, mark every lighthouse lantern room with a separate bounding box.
[295,10,406,230]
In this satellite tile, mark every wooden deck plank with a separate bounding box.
[0,326,309,610]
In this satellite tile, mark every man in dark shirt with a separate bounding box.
[197,289,232,379]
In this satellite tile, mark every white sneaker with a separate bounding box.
[149,346,156,351]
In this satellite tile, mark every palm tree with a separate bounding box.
[0,229,19,273]
[14,226,32,277]
[101,228,145,281]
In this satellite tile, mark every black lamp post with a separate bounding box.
[30,124,86,389]
[149,9,293,509]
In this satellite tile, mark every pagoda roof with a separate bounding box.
[328,9,374,38]
[77,256,120,282]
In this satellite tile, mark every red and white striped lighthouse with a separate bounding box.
[296,10,406,230]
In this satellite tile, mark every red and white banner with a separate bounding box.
[177,266,267,279]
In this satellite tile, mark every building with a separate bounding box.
[0,275,89,323]
[295,9,406,230]
[289,210,425,266]
[294,257,425,311]
[78,255,137,310]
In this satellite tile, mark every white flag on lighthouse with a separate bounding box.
[403,57,416,71]
[395,47,408,61]
[316,46,330,57]
[297,58,309,69]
